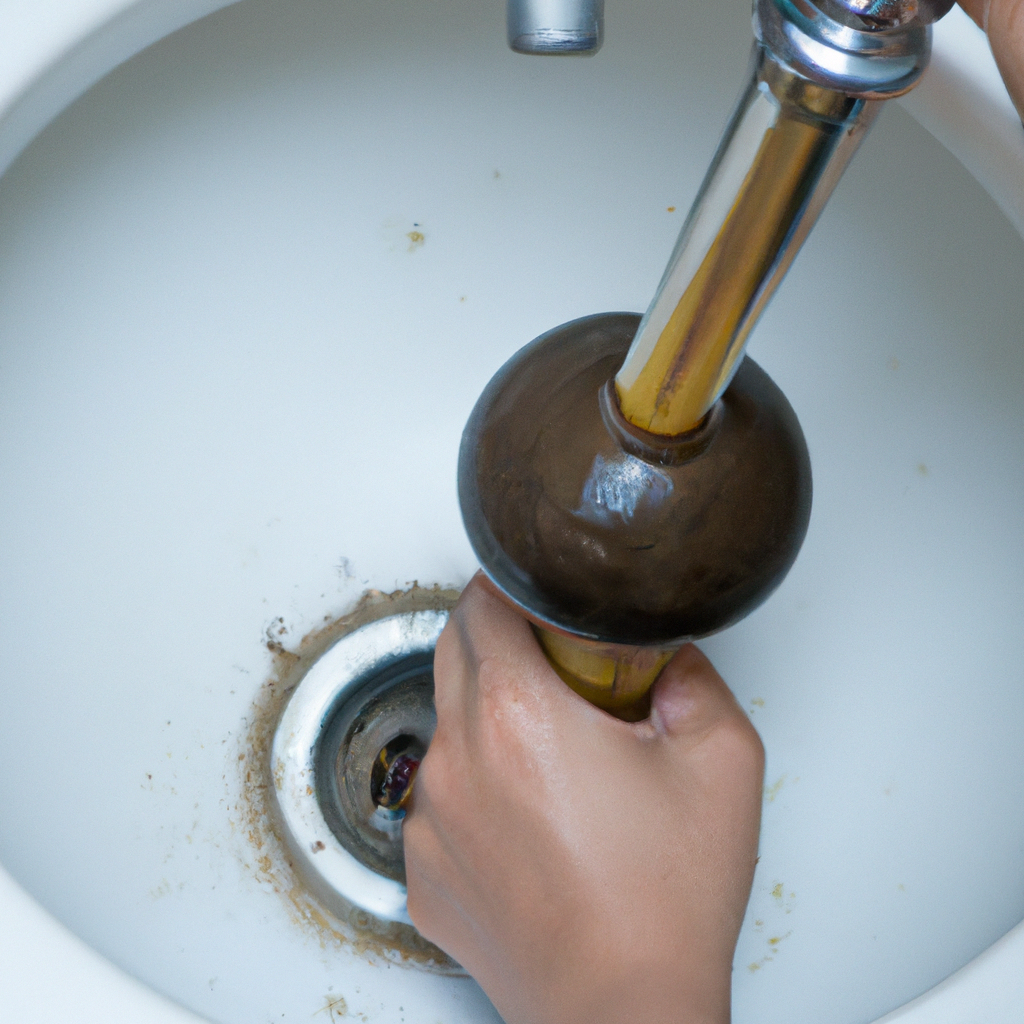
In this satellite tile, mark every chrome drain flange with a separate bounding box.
[271,609,447,925]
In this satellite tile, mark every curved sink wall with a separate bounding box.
[1,2,1023,1023]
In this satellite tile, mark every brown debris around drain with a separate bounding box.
[233,583,463,973]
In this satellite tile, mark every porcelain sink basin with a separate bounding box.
[1,2,1024,1023]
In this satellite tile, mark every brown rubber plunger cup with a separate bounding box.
[458,312,812,718]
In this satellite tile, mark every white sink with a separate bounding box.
[1,2,1023,1023]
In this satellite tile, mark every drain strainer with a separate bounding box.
[271,609,446,925]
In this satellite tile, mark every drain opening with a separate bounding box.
[271,608,448,926]
[315,651,435,884]
[371,734,425,814]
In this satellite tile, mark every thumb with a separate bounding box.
[649,644,757,743]
[648,644,766,815]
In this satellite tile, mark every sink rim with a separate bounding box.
[0,3,1021,1023]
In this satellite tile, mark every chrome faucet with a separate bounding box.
[506,0,953,59]
[506,0,605,54]
[475,0,958,717]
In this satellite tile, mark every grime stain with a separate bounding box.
[150,879,171,900]
[917,463,929,477]
[667,206,676,212]
[318,994,348,1019]
[767,881,796,914]
[233,584,463,974]
[750,697,764,709]
[888,356,900,372]
[764,776,786,803]
[748,930,792,973]
[407,229,425,251]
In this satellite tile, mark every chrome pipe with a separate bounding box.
[615,0,952,434]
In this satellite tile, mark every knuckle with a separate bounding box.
[433,617,460,666]
[707,710,765,777]
[474,652,508,698]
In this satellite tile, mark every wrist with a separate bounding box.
[536,960,731,1024]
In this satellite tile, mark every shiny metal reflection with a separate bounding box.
[507,0,604,54]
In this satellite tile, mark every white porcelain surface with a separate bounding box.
[0,3,1022,1024]
[903,8,1024,238]
[0,864,206,1024]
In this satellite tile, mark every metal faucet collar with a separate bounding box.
[755,0,937,97]
[830,0,955,26]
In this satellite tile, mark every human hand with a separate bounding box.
[403,575,764,1024]
[959,0,1024,117]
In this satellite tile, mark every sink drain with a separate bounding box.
[271,609,446,926]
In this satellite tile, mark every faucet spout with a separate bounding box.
[506,0,604,55]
